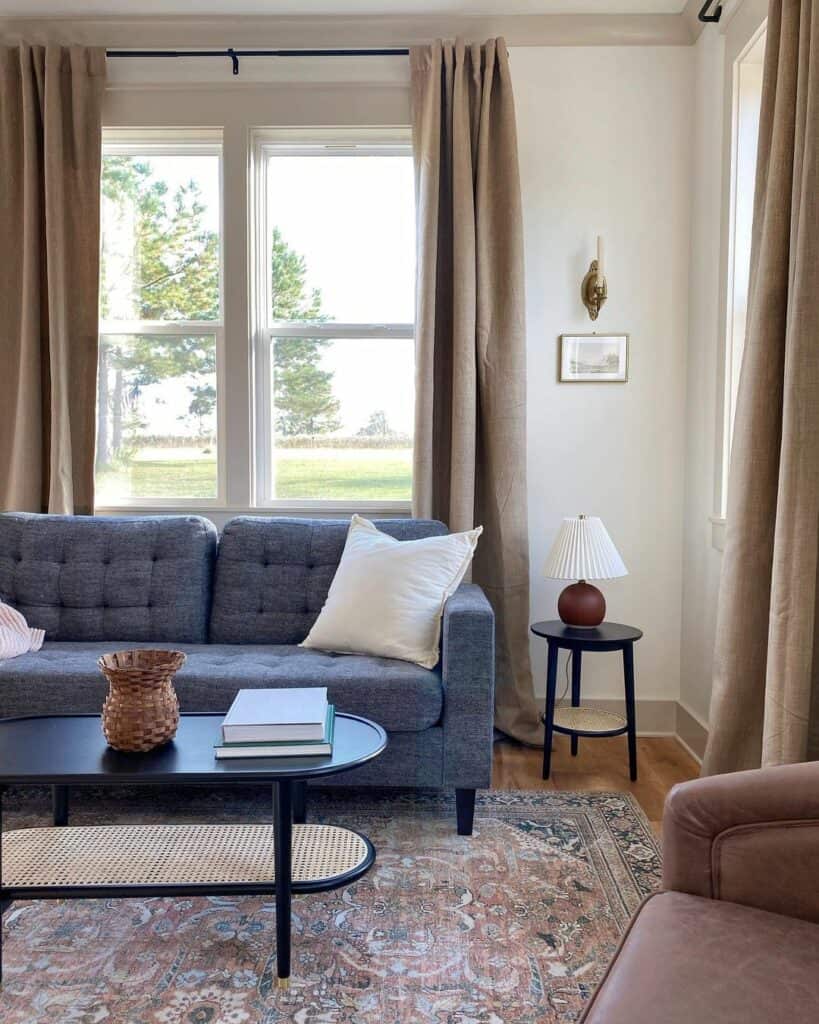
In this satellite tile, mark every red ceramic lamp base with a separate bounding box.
[557,580,606,628]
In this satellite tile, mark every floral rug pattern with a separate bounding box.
[0,787,660,1023]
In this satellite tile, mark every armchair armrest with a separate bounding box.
[662,761,819,923]
[440,583,495,788]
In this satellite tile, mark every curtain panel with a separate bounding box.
[704,0,819,773]
[0,44,106,515]
[410,38,542,745]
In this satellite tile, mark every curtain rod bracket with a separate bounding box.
[226,48,239,75]
[698,1,723,23]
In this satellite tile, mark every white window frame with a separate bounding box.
[715,23,766,529]
[97,129,227,510]
[250,127,415,515]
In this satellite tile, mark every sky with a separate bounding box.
[101,150,416,438]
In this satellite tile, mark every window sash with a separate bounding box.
[250,127,414,513]
[98,130,226,509]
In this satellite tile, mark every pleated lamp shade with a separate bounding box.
[544,516,627,581]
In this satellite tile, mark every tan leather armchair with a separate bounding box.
[580,762,819,1024]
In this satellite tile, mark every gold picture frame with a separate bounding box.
[558,333,629,383]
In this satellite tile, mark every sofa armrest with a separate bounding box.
[440,583,495,788]
[662,761,819,923]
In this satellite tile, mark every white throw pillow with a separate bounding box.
[301,515,483,668]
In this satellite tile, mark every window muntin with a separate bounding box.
[97,133,223,506]
[255,132,415,508]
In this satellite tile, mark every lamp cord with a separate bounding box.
[558,651,572,705]
[540,651,574,726]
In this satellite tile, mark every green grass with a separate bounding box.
[96,447,413,503]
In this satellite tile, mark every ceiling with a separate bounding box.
[0,1,688,18]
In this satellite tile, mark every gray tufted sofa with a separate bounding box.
[0,512,495,833]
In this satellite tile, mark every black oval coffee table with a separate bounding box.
[0,712,386,990]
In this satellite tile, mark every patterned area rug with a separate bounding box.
[0,786,660,1023]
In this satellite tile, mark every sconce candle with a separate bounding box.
[582,236,608,321]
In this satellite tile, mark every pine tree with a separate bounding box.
[270,227,341,437]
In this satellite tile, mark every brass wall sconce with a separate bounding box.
[582,235,607,321]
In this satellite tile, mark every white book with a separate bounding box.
[222,687,328,742]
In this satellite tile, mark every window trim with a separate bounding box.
[97,130,226,509]
[714,19,766,533]
[249,126,415,514]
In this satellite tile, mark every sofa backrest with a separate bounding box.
[209,516,448,644]
[0,513,217,642]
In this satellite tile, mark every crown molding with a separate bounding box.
[0,13,695,49]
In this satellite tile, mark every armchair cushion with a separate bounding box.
[662,761,819,922]
[580,891,819,1024]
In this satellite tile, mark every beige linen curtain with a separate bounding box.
[703,0,819,773]
[410,38,542,745]
[0,44,106,515]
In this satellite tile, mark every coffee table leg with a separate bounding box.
[293,781,307,825]
[52,786,69,826]
[273,780,293,989]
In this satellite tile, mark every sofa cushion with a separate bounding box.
[0,642,443,732]
[209,517,448,644]
[0,513,216,643]
[580,891,819,1024]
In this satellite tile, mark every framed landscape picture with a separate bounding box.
[559,334,629,383]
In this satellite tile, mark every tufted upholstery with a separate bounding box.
[0,642,443,733]
[209,517,449,644]
[0,513,216,643]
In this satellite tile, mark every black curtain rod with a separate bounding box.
[106,48,410,76]
[698,1,722,22]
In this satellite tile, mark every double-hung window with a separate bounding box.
[251,129,415,511]
[97,129,224,507]
[720,30,765,517]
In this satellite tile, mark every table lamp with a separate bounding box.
[544,515,627,627]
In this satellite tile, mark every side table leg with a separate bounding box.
[273,780,293,989]
[623,643,638,781]
[570,650,582,757]
[293,781,307,825]
[542,641,559,780]
[52,785,69,826]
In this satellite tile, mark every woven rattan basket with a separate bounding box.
[99,649,185,752]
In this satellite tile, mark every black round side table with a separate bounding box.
[530,620,643,782]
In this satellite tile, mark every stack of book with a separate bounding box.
[214,687,334,760]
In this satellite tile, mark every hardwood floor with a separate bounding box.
[492,733,700,836]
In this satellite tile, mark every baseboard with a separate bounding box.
[533,697,709,753]
[675,702,708,762]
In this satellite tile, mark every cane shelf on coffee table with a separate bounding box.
[0,712,386,990]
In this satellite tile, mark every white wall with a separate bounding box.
[512,47,693,703]
[103,45,697,712]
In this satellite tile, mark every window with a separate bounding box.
[97,130,223,506]
[721,31,765,515]
[252,129,415,508]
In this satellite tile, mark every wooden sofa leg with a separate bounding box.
[455,788,476,836]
